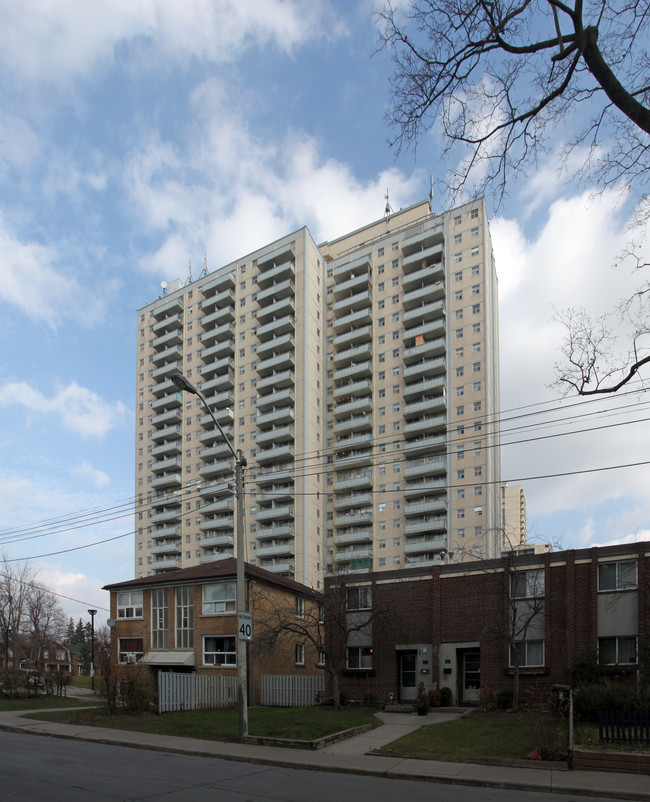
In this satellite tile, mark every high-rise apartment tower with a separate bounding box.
[135,198,500,588]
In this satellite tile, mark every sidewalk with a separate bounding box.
[0,704,648,800]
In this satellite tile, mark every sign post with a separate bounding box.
[238,611,253,641]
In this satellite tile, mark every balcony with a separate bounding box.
[256,314,294,340]
[404,433,446,456]
[404,477,447,497]
[201,497,234,515]
[152,297,183,319]
[201,549,234,564]
[255,258,295,287]
[256,425,294,446]
[333,379,372,400]
[257,351,295,377]
[258,560,295,575]
[255,467,294,486]
[151,440,182,457]
[333,449,373,470]
[256,278,295,305]
[333,472,373,492]
[200,339,234,361]
[256,541,294,558]
[200,322,234,346]
[403,377,446,399]
[150,424,182,443]
[333,272,371,298]
[402,300,446,325]
[151,540,182,556]
[151,392,182,412]
[256,332,294,358]
[152,312,183,333]
[199,356,234,378]
[152,361,181,380]
[335,433,373,451]
[401,241,444,270]
[152,344,182,365]
[333,324,372,350]
[256,406,295,427]
[152,556,182,572]
[404,414,446,434]
[333,290,372,316]
[256,504,294,522]
[200,441,234,461]
[200,287,235,313]
[333,397,373,419]
[256,370,294,392]
[152,524,181,538]
[200,532,234,548]
[333,254,371,280]
[256,524,293,540]
[404,498,448,517]
[403,337,446,364]
[404,535,447,554]
[334,492,373,510]
[256,241,295,272]
[152,408,182,427]
[334,360,372,382]
[402,282,445,309]
[256,486,294,504]
[200,516,233,532]
[333,343,372,368]
[334,415,372,436]
[333,547,372,562]
[333,529,373,546]
[404,455,447,479]
[199,383,234,404]
[256,444,294,464]
[256,296,295,324]
[153,329,183,350]
[402,357,446,381]
[151,473,182,490]
[402,264,445,291]
[200,305,235,328]
[199,459,233,478]
[334,509,372,527]
[151,508,182,524]
[333,307,373,333]
[256,387,294,411]
[200,271,235,297]
[404,518,447,535]
[200,480,231,498]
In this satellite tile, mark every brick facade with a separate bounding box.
[326,543,649,705]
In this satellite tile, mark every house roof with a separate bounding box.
[103,557,322,600]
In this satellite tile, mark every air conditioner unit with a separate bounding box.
[126,653,137,664]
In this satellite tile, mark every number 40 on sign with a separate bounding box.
[238,611,253,641]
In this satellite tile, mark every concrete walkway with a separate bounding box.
[0,702,648,800]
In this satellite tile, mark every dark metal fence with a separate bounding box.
[598,711,650,745]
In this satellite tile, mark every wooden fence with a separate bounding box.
[598,711,650,745]
[259,674,325,707]
[158,672,237,713]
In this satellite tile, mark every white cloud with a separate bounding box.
[71,460,110,489]
[494,188,650,543]
[37,563,110,621]
[0,0,342,84]
[0,217,108,326]
[0,381,129,439]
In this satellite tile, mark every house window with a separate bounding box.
[203,582,236,613]
[598,636,637,665]
[295,597,305,618]
[203,635,236,665]
[151,588,168,649]
[117,591,143,619]
[347,646,373,670]
[598,560,637,591]
[318,650,326,666]
[295,643,305,665]
[510,640,544,667]
[176,586,194,648]
[118,637,144,664]
[347,586,371,610]
[510,569,544,598]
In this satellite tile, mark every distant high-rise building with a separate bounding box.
[501,482,528,548]
[135,198,500,588]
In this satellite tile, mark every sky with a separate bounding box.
[0,0,649,627]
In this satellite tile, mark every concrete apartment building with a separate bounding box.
[501,483,527,547]
[135,197,500,588]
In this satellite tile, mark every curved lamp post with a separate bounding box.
[170,371,248,742]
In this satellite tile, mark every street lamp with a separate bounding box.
[88,609,97,691]
[170,371,249,742]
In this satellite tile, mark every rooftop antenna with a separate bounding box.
[160,281,168,296]
[202,250,208,277]
[186,259,193,285]
[384,188,393,221]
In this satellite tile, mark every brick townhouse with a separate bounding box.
[104,558,323,704]
[325,542,649,705]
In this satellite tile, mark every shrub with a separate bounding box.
[574,680,650,721]
[440,686,452,706]
[496,688,514,710]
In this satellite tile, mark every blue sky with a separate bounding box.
[0,0,649,625]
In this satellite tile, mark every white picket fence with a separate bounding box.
[259,674,325,707]
[158,672,237,713]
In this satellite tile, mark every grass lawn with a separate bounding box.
[23,704,380,743]
[380,711,568,761]
[0,695,98,711]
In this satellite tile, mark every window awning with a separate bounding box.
[140,650,195,666]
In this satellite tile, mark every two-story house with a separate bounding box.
[104,558,323,703]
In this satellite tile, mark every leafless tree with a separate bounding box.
[379,0,650,395]
[252,576,391,709]
[379,0,650,207]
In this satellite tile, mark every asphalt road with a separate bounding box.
[0,730,619,802]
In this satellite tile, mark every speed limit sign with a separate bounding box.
[238,611,253,641]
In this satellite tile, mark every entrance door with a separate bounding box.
[399,651,418,701]
[462,650,480,704]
